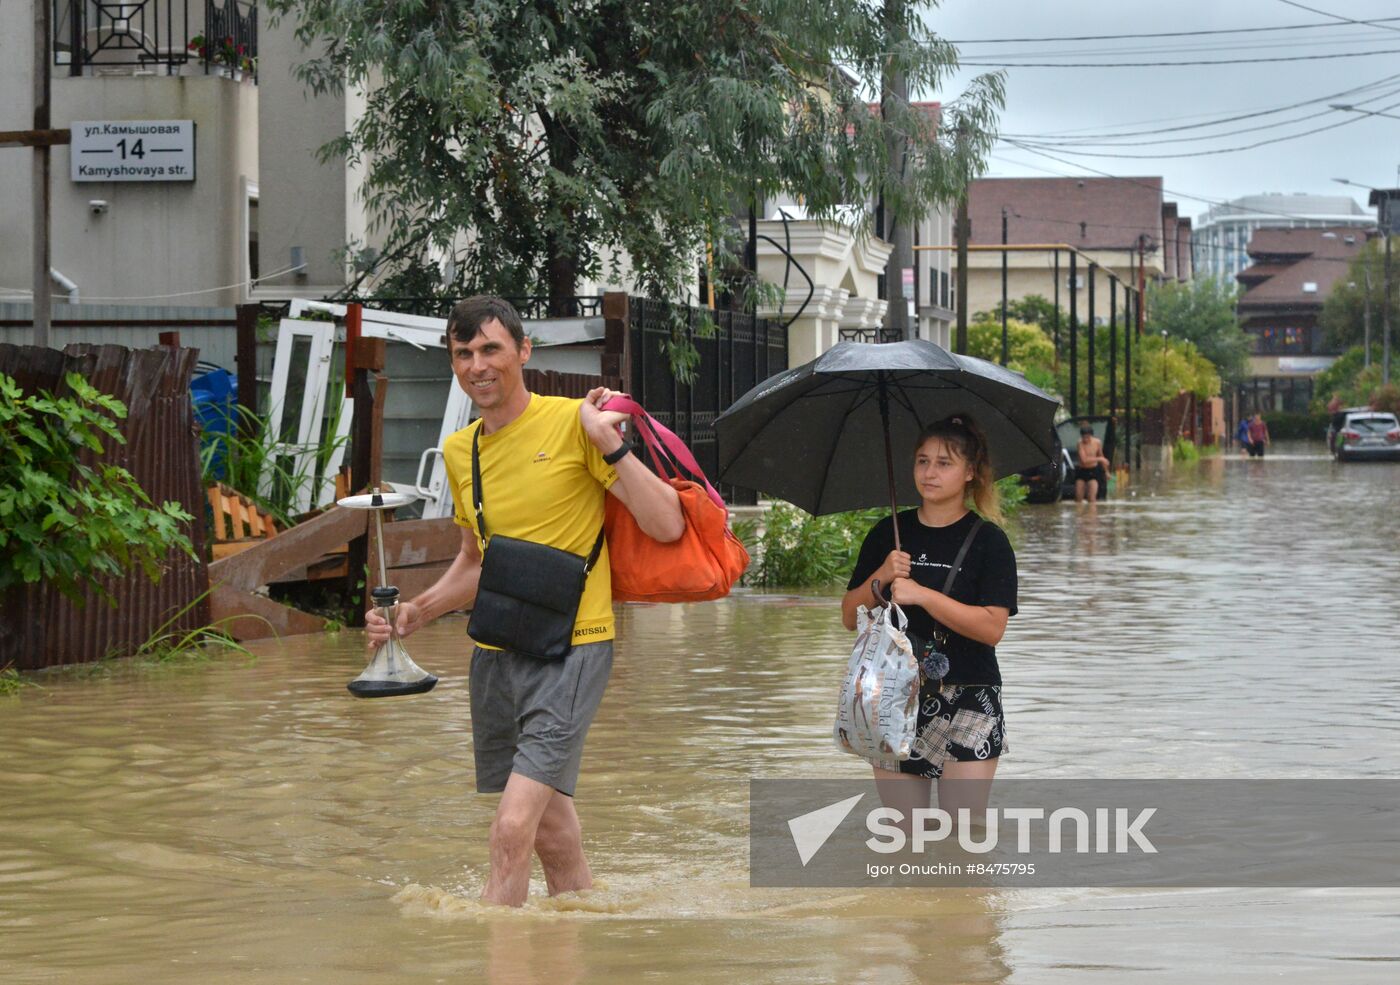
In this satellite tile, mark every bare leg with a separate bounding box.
[534,790,593,896]
[938,758,999,826]
[872,765,932,838]
[1086,478,1099,502]
[482,772,556,907]
[1074,479,1086,503]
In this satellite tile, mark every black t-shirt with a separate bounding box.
[846,510,1017,685]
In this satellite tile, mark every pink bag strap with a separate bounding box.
[601,394,726,511]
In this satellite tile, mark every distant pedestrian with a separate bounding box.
[1247,413,1270,458]
[1236,415,1251,456]
[1074,425,1110,503]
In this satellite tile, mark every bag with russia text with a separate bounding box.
[599,395,749,603]
[833,599,919,765]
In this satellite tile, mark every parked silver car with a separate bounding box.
[1329,410,1400,462]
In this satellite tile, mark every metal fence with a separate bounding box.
[627,298,787,505]
[838,327,904,344]
[0,343,209,670]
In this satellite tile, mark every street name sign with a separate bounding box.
[71,121,195,182]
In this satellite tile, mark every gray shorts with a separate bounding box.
[468,640,613,797]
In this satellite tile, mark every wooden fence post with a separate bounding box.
[603,292,630,392]
[345,340,386,626]
[234,303,259,439]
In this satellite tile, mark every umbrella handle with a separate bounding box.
[871,578,890,608]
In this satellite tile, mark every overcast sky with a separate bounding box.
[926,0,1400,220]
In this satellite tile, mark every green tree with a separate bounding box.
[1312,343,1390,411]
[974,294,1059,333]
[1123,336,1220,408]
[966,317,1057,392]
[1144,277,1249,385]
[1320,240,1398,351]
[0,373,195,605]
[266,1,1004,340]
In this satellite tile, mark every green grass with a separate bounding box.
[124,591,266,666]
[0,665,33,696]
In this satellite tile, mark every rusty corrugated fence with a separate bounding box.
[0,343,210,670]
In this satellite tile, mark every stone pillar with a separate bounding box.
[761,285,847,368]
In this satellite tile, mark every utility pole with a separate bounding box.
[881,0,913,340]
[1069,251,1078,418]
[1110,277,1118,429]
[1053,249,1061,367]
[1000,207,1009,364]
[33,0,53,348]
[1384,219,1393,386]
[1087,263,1097,414]
[1363,265,1373,367]
[1136,235,1147,471]
[954,183,969,354]
[1124,286,1134,471]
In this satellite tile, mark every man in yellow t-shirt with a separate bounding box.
[365,295,683,908]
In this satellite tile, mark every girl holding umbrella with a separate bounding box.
[841,415,1018,817]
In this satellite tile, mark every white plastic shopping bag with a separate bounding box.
[833,602,920,764]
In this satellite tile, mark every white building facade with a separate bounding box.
[0,1,260,309]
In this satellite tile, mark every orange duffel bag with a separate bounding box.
[600,396,750,603]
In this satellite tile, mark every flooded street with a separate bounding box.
[3,444,1399,984]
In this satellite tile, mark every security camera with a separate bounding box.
[89,199,109,215]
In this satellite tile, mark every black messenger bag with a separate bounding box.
[465,426,604,659]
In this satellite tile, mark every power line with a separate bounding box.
[961,29,1400,62]
[984,146,1380,227]
[1004,97,1400,160]
[999,73,1400,141]
[966,176,1372,266]
[960,47,1400,68]
[0,263,306,302]
[1002,83,1400,148]
[1274,0,1400,35]
[944,15,1400,43]
[997,74,1400,137]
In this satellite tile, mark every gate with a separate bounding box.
[625,298,787,505]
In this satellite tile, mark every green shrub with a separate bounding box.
[0,372,195,605]
[1262,410,1328,442]
[734,503,885,588]
[994,474,1027,516]
[1172,437,1200,462]
[734,484,1025,590]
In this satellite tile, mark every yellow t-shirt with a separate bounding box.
[444,394,619,646]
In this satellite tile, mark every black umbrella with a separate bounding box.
[715,340,1059,548]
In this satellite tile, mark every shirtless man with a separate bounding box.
[1074,424,1110,503]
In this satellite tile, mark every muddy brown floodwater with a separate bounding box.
[3,445,1398,983]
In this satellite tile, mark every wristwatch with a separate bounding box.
[603,440,633,465]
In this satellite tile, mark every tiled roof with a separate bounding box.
[1236,227,1365,306]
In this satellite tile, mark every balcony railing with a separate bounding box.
[54,1,256,80]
